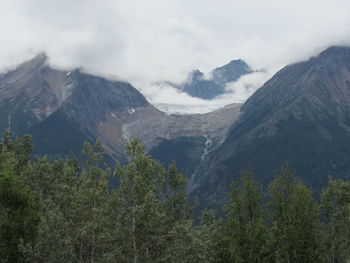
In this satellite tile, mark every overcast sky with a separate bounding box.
[1,0,350,107]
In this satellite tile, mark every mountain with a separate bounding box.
[4,47,350,210]
[191,46,350,207]
[0,54,241,177]
[175,59,254,99]
[0,54,155,160]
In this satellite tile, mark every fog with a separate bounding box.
[1,0,350,110]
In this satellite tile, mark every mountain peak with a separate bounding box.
[227,59,246,65]
[318,45,350,58]
[176,59,254,100]
[211,59,253,83]
[189,69,204,82]
[26,52,48,67]
[32,52,48,61]
[213,59,250,72]
[6,52,49,78]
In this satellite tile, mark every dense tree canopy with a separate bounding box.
[0,133,349,262]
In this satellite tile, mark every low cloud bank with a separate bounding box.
[1,0,350,111]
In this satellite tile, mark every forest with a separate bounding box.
[0,131,349,263]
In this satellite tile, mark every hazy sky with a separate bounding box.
[1,0,350,107]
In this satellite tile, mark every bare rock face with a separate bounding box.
[192,46,350,209]
[0,54,68,132]
[124,103,241,151]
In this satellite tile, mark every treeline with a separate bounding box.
[0,132,349,263]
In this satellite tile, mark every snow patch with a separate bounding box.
[154,103,223,114]
[128,108,135,114]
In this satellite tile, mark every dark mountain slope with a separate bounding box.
[25,109,91,155]
[192,46,350,206]
[149,136,207,176]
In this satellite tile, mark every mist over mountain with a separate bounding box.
[0,53,154,159]
[2,46,350,208]
[171,59,254,99]
[0,54,240,176]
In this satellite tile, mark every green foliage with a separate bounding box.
[163,162,189,222]
[0,131,39,263]
[321,179,350,263]
[215,168,270,263]
[1,133,349,263]
[0,171,39,263]
[22,142,113,262]
[76,142,112,262]
[268,164,321,263]
[112,139,164,261]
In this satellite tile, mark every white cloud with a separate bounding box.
[222,71,272,103]
[0,0,350,108]
[141,82,215,106]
